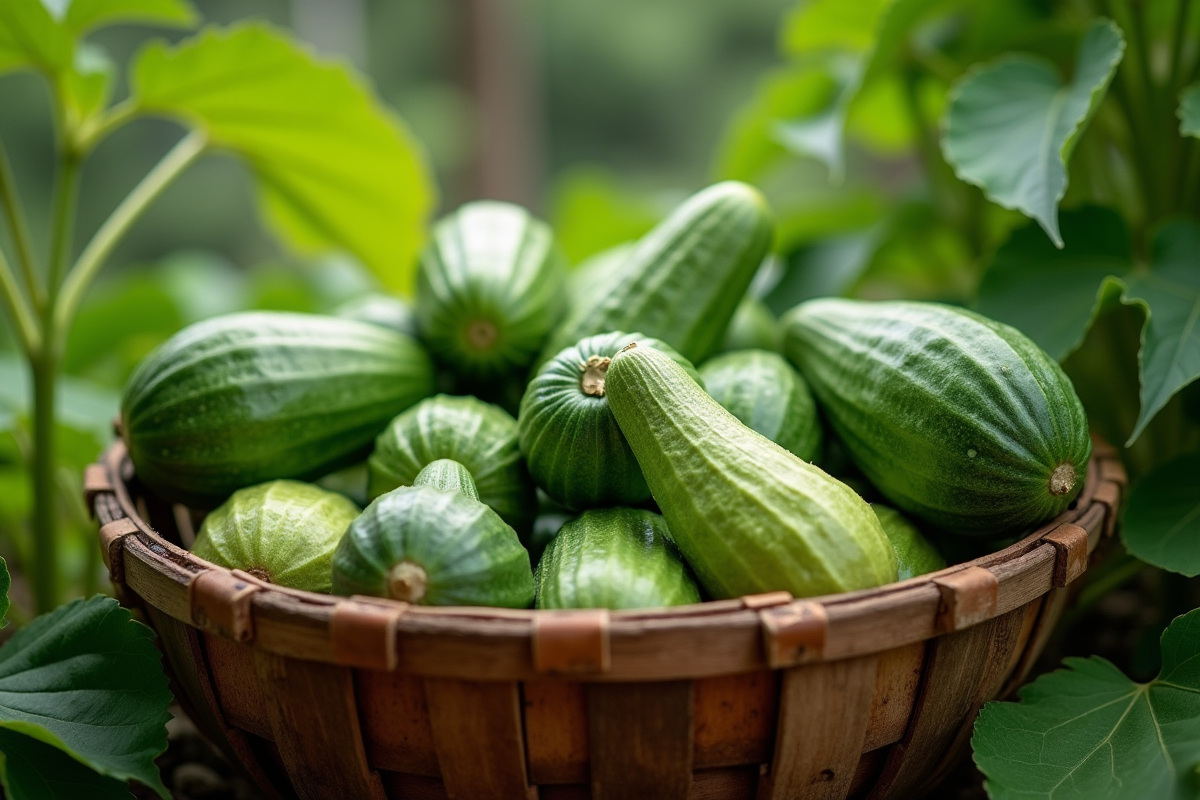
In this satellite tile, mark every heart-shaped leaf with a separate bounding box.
[0,596,172,797]
[973,607,1200,800]
[130,23,436,293]
[1180,83,1200,138]
[0,728,131,800]
[1122,454,1200,576]
[942,20,1125,247]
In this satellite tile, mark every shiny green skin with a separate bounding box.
[331,484,534,607]
[334,293,417,337]
[781,299,1092,537]
[122,312,435,507]
[721,297,779,353]
[519,332,700,511]
[606,346,897,599]
[192,480,358,593]
[368,394,536,534]
[413,459,479,500]
[699,349,822,462]
[417,201,565,379]
[535,508,701,610]
[538,182,774,366]
[872,505,946,581]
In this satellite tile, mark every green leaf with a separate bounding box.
[0,357,119,444]
[57,0,196,34]
[0,596,171,797]
[131,23,437,293]
[973,607,1200,800]
[976,206,1134,360]
[774,55,861,181]
[1122,221,1200,443]
[0,729,131,800]
[1122,454,1200,576]
[1180,82,1200,138]
[548,167,662,264]
[780,0,891,55]
[942,20,1125,247]
[0,0,70,74]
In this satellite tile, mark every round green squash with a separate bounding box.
[720,297,779,353]
[331,477,534,608]
[367,394,536,534]
[122,311,435,507]
[518,331,701,511]
[872,504,947,580]
[192,480,359,593]
[699,349,822,461]
[334,293,417,337]
[416,201,565,379]
[412,458,479,499]
[535,508,701,610]
[781,299,1092,536]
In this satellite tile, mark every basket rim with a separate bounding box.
[90,437,1125,681]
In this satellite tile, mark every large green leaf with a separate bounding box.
[774,55,861,181]
[54,0,196,33]
[1180,82,1200,138]
[131,23,436,293]
[942,20,1125,247]
[976,206,1133,359]
[0,0,70,73]
[548,168,662,264]
[780,0,890,55]
[1122,454,1200,576]
[0,729,131,800]
[973,607,1200,800]
[0,596,171,797]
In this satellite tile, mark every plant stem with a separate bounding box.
[0,248,39,355]
[30,346,59,614]
[54,130,207,336]
[0,142,42,309]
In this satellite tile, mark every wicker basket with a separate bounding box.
[86,438,1125,800]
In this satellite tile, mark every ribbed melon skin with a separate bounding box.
[518,331,699,511]
[538,181,774,366]
[606,346,897,600]
[871,504,946,581]
[699,349,822,461]
[368,395,536,535]
[417,201,565,379]
[535,508,700,610]
[122,312,434,508]
[782,299,1091,537]
[331,485,534,607]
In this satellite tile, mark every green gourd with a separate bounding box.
[192,480,358,593]
[606,344,897,599]
[368,394,536,534]
[416,201,565,379]
[720,297,779,353]
[538,181,774,366]
[518,331,700,510]
[334,293,417,337]
[699,349,822,461]
[872,505,947,580]
[781,299,1091,536]
[122,312,435,507]
[331,463,534,607]
[535,508,701,610]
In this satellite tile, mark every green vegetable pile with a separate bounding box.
[123,182,1090,611]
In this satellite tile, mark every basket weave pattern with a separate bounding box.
[86,438,1126,800]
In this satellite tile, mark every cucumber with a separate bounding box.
[699,349,822,461]
[332,467,534,607]
[781,299,1091,536]
[872,504,947,580]
[519,331,700,510]
[417,201,565,379]
[368,394,536,534]
[606,343,897,599]
[720,297,779,353]
[538,182,773,366]
[535,508,701,610]
[122,312,434,507]
[191,480,359,593]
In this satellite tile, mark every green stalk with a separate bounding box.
[54,130,207,336]
[0,248,39,355]
[0,142,42,309]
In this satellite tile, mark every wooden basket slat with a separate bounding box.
[539,785,591,800]
[359,670,440,776]
[693,671,778,769]
[693,766,759,799]
[524,680,589,784]
[378,771,448,800]
[205,634,272,739]
[758,655,878,800]
[587,680,694,800]
[861,642,925,752]
[253,652,386,800]
[423,678,535,799]
[847,748,887,798]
